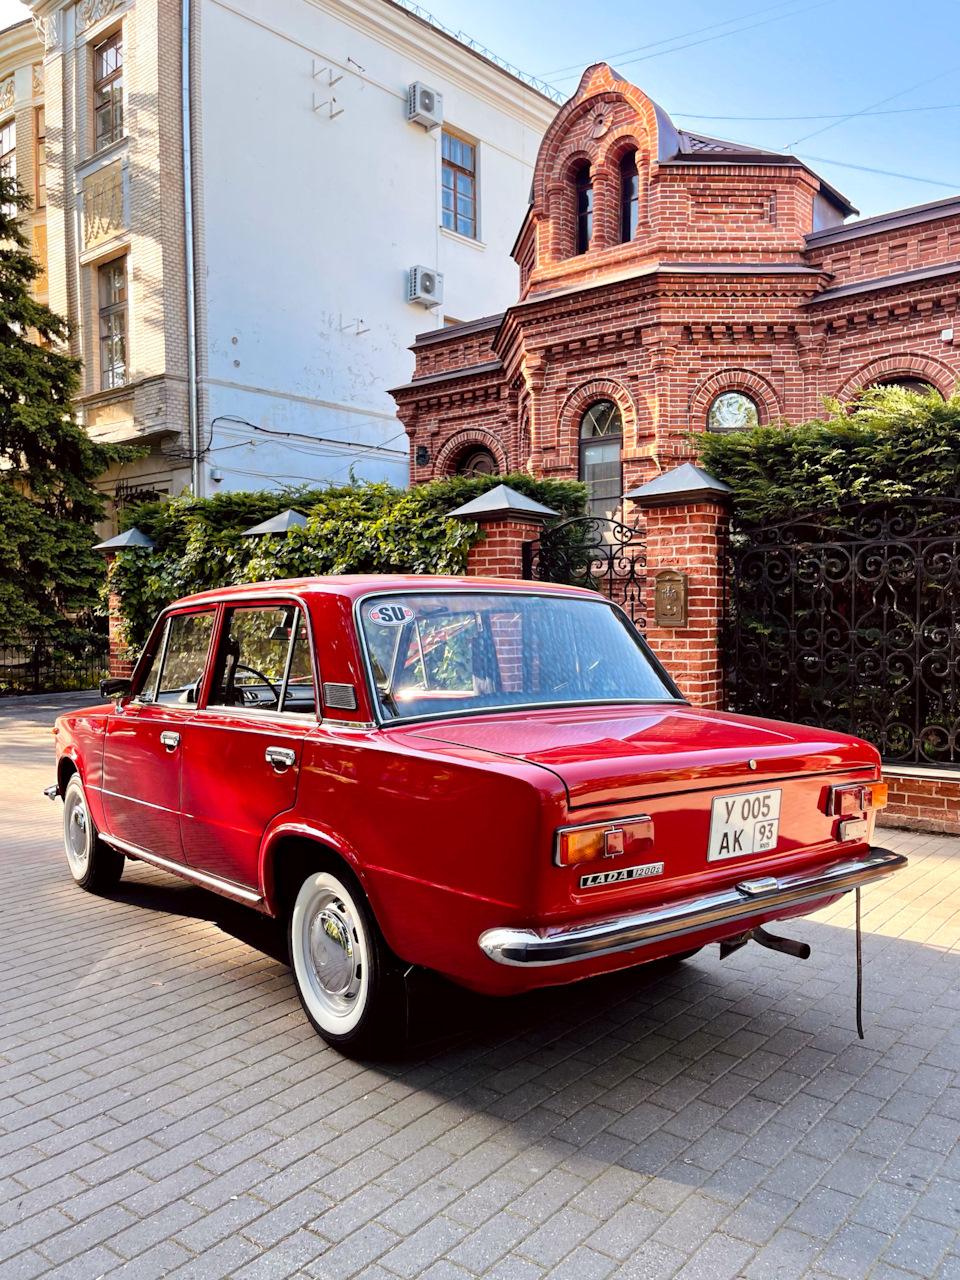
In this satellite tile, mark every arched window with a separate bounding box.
[456,446,498,477]
[707,391,760,433]
[579,400,622,516]
[869,377,938,397]
[575,165,593,255]
[619,151,639,243]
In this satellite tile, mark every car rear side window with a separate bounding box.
[140,611,216,705]
[208,605,315,715]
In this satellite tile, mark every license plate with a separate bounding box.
[707,789,781,861]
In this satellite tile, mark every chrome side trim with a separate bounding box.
[100,834,263,905]
[478,847,907,967]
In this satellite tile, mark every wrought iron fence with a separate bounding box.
[522,515,647,627]
[0,630,109,696]
[723,498,960,768]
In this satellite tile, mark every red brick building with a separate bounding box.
[392,63,960,509]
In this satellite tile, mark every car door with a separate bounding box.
[101,607,217,863]
[178,601,317,889]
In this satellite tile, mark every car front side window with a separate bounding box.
[150,611,216,705]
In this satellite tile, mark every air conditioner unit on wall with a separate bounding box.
[407,82,443,130]
[408,265,443,308]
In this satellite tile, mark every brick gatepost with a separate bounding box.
[446,484,559,578]
[626,464,732,709]
[94,528,156,680]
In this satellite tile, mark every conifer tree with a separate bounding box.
[0,173,135,650]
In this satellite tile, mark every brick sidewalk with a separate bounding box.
[2,694,959,1280]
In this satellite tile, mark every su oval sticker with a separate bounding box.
[368,603,415,626]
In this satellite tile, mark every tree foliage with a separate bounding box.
[0,174,137,648]
[111,473,588,650]
[697,384,960,526]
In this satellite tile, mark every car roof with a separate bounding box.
[172,575,603,608]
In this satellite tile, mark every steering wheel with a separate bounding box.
[234,663,282,705]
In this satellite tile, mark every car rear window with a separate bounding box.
[359,591,679,722]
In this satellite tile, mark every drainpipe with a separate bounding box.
[181,0,200,497]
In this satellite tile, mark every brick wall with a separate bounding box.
[879,772,960,836]
[464,519,542,579]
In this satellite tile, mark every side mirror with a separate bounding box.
[100,677,133,699]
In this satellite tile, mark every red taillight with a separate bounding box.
[556,816,654,867]
[828,782,888,817]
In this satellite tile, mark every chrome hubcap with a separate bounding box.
[309,905,357,997]
[64,787,90,875]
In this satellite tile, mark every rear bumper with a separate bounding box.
[478,846,907,967]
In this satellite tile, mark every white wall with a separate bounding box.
[198,0,554,494]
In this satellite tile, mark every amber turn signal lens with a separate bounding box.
[556,817,654,867]
[828,781,888,816]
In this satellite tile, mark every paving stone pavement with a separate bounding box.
[3,692,960,1280]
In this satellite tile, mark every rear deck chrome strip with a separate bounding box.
[479,847,907,967]
[100,835,263,905]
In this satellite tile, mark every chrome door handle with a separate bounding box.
[160,731,180,751]
[265,746,297,770]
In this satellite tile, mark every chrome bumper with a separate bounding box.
[478,847,907,968]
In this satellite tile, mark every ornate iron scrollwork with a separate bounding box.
[723,498,960,769]
[524,516,647,628]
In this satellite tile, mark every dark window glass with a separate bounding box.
[579,399,623,517]
[143,611,215,705]
[35,107,45,209]
[870,378,938,397]
[361,592,677,723]
[209,605,315,715]
[94,31,123,151]
[442,130,476,238]
[456,447,498,476]
[620,151,638,242]
[707,392,759,433]
[98,258,127,389]
[575,165,592,254]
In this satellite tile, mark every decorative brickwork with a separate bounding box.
[465,519,542,580]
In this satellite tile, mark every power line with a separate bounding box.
[784,65,960,148]
[550,0,840,82]
[795,152,960,189]
[538,0,804,78]
[675,103,960,122]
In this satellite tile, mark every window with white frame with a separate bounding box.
[98,257,127,389]
[441,131,476,238]
[94,31,123,152]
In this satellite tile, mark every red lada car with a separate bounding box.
[49,576,905,1056]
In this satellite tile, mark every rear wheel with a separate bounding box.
[62,774,124,893]
[288,865,405,1057]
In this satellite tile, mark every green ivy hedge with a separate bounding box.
[110,474,588,652]
[698,384,960,526]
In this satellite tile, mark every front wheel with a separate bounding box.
[288,866,405,1057]
[62,774,124,893]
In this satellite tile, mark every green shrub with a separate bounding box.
[698,384,960,526]
[110,474,588,652]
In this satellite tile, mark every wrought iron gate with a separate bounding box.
[723,499,960,768]
[523,515,647,627]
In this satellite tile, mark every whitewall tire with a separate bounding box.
[62,774,124,893]
[288,865,404,1056]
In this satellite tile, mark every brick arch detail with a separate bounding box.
[833,353,959,402]
[689,370,782,429]
[532,64,661,211]
[435,429,510,477]
[558,379,640,452]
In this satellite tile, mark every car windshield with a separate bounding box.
[359,591,680,722]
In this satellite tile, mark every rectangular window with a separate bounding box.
[441,130,476,239]
[98,257,127,389]
[94,31,123,152]
[139,610,216,705]
[209,605,316,715]
[0,118,15,181]
[34,108,45,209]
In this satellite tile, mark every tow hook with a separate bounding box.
[720,925,811,960]
[43,784,59,801]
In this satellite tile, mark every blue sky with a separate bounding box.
[418,0,960,221]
